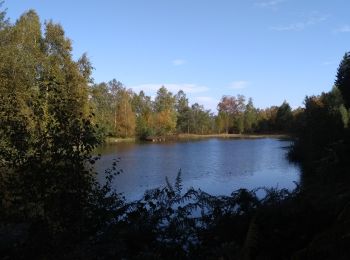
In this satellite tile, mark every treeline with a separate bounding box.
[90,82,298,139]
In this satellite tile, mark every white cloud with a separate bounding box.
[172,59,186,66]
[131,83,209,94]
[255,0,286,8]
[335,25,350,33]
[192,96,218,111]
[229,81,249,89]
[271,12,329,31]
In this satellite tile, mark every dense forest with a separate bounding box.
[90,81,297,139]
[2,6,350,259]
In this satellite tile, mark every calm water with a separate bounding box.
[95,138,300,201]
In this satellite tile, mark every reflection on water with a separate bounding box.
[94,138,300,201]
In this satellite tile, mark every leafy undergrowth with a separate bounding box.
[2,167,350,259]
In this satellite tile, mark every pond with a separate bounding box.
[95,138,300,201]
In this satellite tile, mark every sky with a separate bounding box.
[4,0,350,112]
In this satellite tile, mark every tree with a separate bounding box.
[108,79,124,134]
[78,52,94,84]
[255,106,278,133]
[154,86,176,112]
[335,52,350,109]
[154,109,177,135]
[154,86,177,135]
[217,96,235,133]
[0,9,98,174]
[115,88,136,137]
[89,82,114,135]
[216,113,226,134]
[0,10,45,163]
[0,11,123,258]
[217,95,246,133]
[133,91,154,138]
[43,20,91,119]
[175,90,191,133]
[190,103,214,134]
[291,91,345,161]
[244,98,257,133]
[275,101,293,132]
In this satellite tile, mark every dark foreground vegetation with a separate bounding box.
[2,5,350,259]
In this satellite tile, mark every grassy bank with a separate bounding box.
[177,133,290,140]
[105,134,289,144]
[105,137,136,143]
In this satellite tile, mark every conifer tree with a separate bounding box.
[335,52,350,109]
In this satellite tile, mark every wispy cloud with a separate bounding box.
[172,59,186,66]
[193,96,215,103]
[229,81,250,89]
[321,60,336,66]
[335,25,350,33]
[131,83,208,94]
[271,12,329,31]
[271,23,305,32]
[254,0,286,8]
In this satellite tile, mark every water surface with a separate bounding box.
[95,138,300,201]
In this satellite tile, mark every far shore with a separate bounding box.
[177,133,290,140]
[105,137,136,143]
[105,133,290,144]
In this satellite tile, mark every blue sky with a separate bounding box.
[5,0,350,111]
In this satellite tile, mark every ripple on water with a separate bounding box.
[95,138,300,201]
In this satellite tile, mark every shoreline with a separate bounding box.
[177,133,290,140]
[105,137,136,143]
[105,133,290,144]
